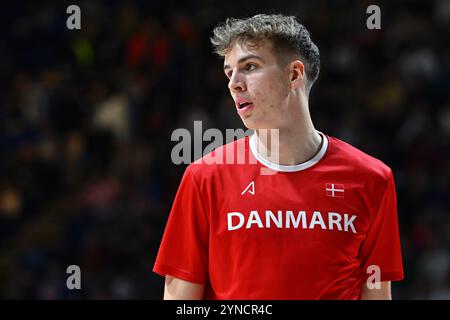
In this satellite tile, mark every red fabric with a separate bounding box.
[153,134,404,299]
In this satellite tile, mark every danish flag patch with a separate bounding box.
[325,183,345,198]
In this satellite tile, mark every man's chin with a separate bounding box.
[241,118,273,130]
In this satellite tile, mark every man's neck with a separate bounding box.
[253,118,322,167]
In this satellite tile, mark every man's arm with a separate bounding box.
[361,281,392,300]
[164,275,205,300]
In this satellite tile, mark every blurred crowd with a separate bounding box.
[0,0,449,299]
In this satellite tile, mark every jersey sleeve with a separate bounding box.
[359,170,404,282]
[153,165,209,284]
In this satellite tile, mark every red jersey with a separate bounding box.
[153,131,404,299]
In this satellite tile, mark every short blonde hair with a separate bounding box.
[211,14,320,93]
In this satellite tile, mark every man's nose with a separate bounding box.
[228,73,246,92]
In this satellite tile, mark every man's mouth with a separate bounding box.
[235,97,255,115]
[236,97,254,108]
[238,102,253,109]
[236,102,255,116]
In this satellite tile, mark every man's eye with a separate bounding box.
[245,63,256,71]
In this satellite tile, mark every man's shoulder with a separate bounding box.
[327,135,393,182]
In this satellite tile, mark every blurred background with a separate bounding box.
[0,0,449,299]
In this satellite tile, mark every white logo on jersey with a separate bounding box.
[227,210,357,233]
[241,181,255,195]
[326,183,345,198]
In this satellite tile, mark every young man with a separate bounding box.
[153,14,404,299]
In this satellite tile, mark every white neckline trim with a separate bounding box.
[249,131,328,172]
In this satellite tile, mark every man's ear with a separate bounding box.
[290,60,306,90]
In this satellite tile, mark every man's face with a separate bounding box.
[223,40,292,129]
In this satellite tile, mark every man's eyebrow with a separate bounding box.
[223,55,265,72]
